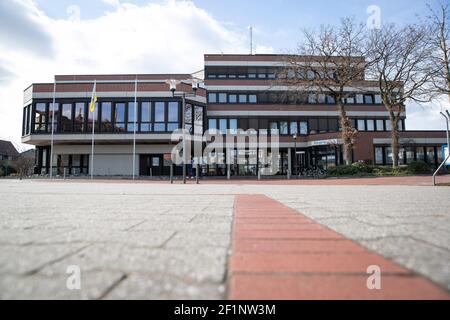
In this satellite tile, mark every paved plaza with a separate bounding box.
[0,178,449,299]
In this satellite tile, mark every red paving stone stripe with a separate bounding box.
[229,194,450,300]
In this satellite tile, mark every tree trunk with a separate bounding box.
[338,103,354,165]
[391,120,399,168]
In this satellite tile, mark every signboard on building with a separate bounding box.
[309,139,339,147]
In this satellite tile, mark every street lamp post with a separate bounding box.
[167,79,200,184]
[293,134,297,178]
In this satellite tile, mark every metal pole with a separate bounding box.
[433,112,450,186]
[294,139,297,178]
[90,80,96,180]
[50,79,56,178]
[196,163,199,184]
[182,94,186,184]
[132,76,137,180]
[170,163,173,184]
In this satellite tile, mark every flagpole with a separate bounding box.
[49,78,56,178]
[132,76,137,180]
[90,79,96,180]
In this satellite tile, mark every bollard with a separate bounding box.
[170,164,173,184]
[196,164,199,184]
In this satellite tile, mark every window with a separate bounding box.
[47,103,59,132]
[239,94,247,103]
[290,122,298,135]
[406,147,415,163]
[416,147,425,161]
[375,94,382,104]
[154,102,165,132]
[166,101,179,129]
[375,147,383,164]
[326,95,336,104]
[426,146,435,164]
[309,119,318,134]
[385,120,392,131]
[356,94,364,104]
[397,120,403,131]
[248,94,257,103]
[229,94,237,103]
[328,118,339,132]
[376,119,384,131]
[385,147,393,164]
[299,121,308,135]
[279,121,288,135]
[114,103,126,132]
[208,93,217,103]
[219,119,227,134]
[218,93,227,103]
[317,94,326,104]
[366,119,375,131]
[74,102,85,132]
[357,119,365,131]
[318,118,328,132]
[208,119,217,133]
[269,122,278,134]
[184,103,192,133]
[34,103,46,132]
[229,119,237,134]
[62,103,73,132]
[308,94,317,104]
[101,102,112,132]
[140,102,152,132]
[364,94,374,104]
[345,96,355,104]
[87,102,98,132]
[127,102,137,132]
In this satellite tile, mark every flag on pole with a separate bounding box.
[89,82,97,113]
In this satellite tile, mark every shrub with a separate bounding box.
[406,161,431,174]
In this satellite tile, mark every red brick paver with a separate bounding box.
[228,194,450,300]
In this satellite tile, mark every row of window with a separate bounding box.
[206,67,276,80]
[25,101,205,135]
[207,92,382,105]
[375,146,444,165]
[207,118,401,135]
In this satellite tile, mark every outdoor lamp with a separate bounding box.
[166,79,179,97]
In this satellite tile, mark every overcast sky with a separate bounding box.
[0,0,448,151]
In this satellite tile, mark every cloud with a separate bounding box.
[406,99,450,131]
[0,0,273,149]
[0,0,54,57]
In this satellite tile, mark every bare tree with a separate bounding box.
[426,2,450,101]
[278,18,372,165]
[368,24,434,168]
[12,154,35,179]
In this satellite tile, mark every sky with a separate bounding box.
[0,0,448,151]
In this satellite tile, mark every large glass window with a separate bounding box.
[34,103,47,132]
[61,103,73,132]
[426,147,435,164]
[208,93,217,103]
[219,119,227,134]
[356,94,364,104]
[229,94,237,103]
[279,121,288,135]
[406,147,415,163]
[385,120,392,131]
[357,119,366,131]
[299,121,308,135]
[101,102,112,132]
[366,119,375,131]
[127,102,137,132]
[48,103,59,133]
[269,122,278,134]
[229,119,237,134]
[168,102,180,132]
[184,103,192,133]
[385,147,393,164]
[364,94,374,104]
[218,93,227,103]
[416,147,425,161]
[318,118,328,132]
[87,102,98,131]
[239,94,247,103]
[74,102,85,132]
[154,102,165,132]
[376,119,384,131]
[114,103,126,132]
[375,147,383,164]
[140,102,152,132]
[374,94,382,104]
[290,121,298,135]
[208,118,217,133]
[248,94,257,103]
